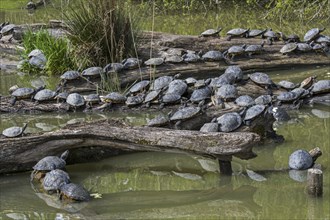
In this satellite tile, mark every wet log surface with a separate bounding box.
[0,119,260,174]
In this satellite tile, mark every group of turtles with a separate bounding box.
[30,150,91,202]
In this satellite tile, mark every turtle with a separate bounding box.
[10,87,35,105]
[234,95,255,107]
[31,150,69,181]
[194,79,211,89]
[202,50,226,62]
[190,86,212,104]
[66,93,85,110]
[262,29,279,45]
[170,106,203,129]
[300,76,317,89]
[34,89,56,103]
[84,94,100,108]
[278,32,300,43]
[185,77,197,87]
[303,28,325,43]
[224,45,246,60]
[144,57,164,66]
[182,52,201,63]
[249,72,275,92]
[310,80,330,95]
[43,169,70,193]
[102,92,127,104]
[296,43,313,52]
[143,90,162,107]
[2,123,28,138]
[81,67,103,79]
[151,75,174,91]
[280,43,298,55]
[59,183,90,202]
[270,106,291,122]
[200,122,219,132]
[159,47,186,57]
[243,104,266,125]
[291,87,310,98]
[289,150,313,170]
[226,28,249,41]
[160,93,182,108]
[276,91,300,104]
[60,70,80,85]
[103,63,124,73]
[54,92,69,103]
[217,112,242,132]
[147,114,170,127]
[164,55,184,63]
[311,43,325,53]
[27,49,47,69]
[216,84,238,101]
[209,75,233,88]
[224,65,244,82]
[166,79,188,96]
[125,94,145,107]
[247,29,267,38]
[315,35,330,47]
[129,80,150,95]
[254,95,272,105]
[0,24,16,36]
[245,41,265,57]
[199,27,222,37]
[122,58,142,70]
[277,80,298,90]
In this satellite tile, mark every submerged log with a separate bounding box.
[0,119,260,174]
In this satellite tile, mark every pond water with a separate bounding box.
[1,1,330,220]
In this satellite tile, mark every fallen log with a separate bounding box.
[0,119,260,174]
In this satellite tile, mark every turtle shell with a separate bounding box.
[66,93,85,107]
[311,80,330,94]
[277,80,297,90]
[122,58,142,70]
[166,79,187,96]
[161,93,181,104]
[296,43,312,52]
[2,123,27,138]
[152,76,173,91]
[81,67,103,77]
[147,114,169,127]
[202,50,225,61]
[0,24,16,35]
[224,65,244,82]
[190,86,212,103]
[304,28,324,42]
[200,123,219,132]
[182,53,201,63]
[34,89,56,101]
[144,90,161,103]
[289,150,313,170]
[244,104,266,122]
[277,91,300,102]
[12,88,35,99]
[129,80,150,94]
[227,28,249,36]
[235,95,255,107]
[249,72,274,86]
[60,70,80,80]
[254,95,272,105]
[291,88,309,98]
[33,156,66,171]
[125,94,145,106]
[280,43,297,54]
[216,84,237,100]
[170,106,201,122]
[217,112,242,132]
[164,55,184,63]
[248,29,266,37]
[300,76,316,89]
[84,94,100,103]
[144,58,164,66]
[227,45,245,54]
[60,183,90,201]
[103,92,127,103]
[103,63,124,73]
[200,27,222,37]
[43,169,70,191]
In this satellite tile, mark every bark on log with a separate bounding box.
[0,119,260,174]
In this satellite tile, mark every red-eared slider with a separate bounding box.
[66,93,85,110]
[125,94,145,107]
[103,92,127,104]
[31,150,69,181]
[224,45,246,60]
[224,65,244,82]
[81,67,103,78]
[164,55,184,63]
[277,80,297,90]
[217,112,242,132]
[60,70,80,83]
[103,63,124,73]
[143,90,162,107]
[200,122,219,132]
[263,29,279,45]
[249,72,275,90]
[279,32,300,43]
[280,43,298,55]
[310,80,330,95]
[151,75,174,91]
[11,87,40,105]
[84,94,100,108]
[190,86,212,104]
[226,28,249,41]
[166,79,188,96]
[122,58,142,70]
[202,50,226,62]
[243,104,266,125]
[216,84,238,101]
[315,35,330,48]
[170,106,203,128]
[289,150,313,170]
[160,93,182,107]
[199,27,222,37]
[254,95,272,105]
[247,29,267,38]
[311,43,325,53]
[276,91,300,104]
[300,76,316,89]
[291,88,310,98]
[59,183,90,202]
[160,47,186,57]
[129,80,150,95]
[234,95,255,107]
[54,92,69,103]
[34,89,56,102]
[304,28,325,43]
[147,114,170,127]
[144,57,164,66]
[296,43,313,52]
[43,169,70,192]
[2,123,28,138]
[210,75,233,88]
[0,24,16,36]
[28,49,47,69]
[245,42,265,57]
[182,52,201,63]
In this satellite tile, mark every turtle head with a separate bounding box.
[61,150,69,160]
[22,123,28,132]
[217,27,222,32]
[320,27,325,32]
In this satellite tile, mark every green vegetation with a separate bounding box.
[19,29,76,76]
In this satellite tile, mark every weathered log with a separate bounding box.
[306,168,323,197]
[0,119,260,174]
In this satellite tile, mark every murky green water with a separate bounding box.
[1,1,330,220]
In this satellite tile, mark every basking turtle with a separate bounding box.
[170,106,203,129]
[263,29,279,45]
[271,106,291,122]
[243,104,266,125]
[31,150,69,181]
[216,84,238,101]
[147,114,170,127]
[254,94,272,105]
[303,28,325,43]
[217,112,242,132]
[247,29,267,38]
[0,24,16,36]
[277,80,297,90]
[164,55,184,63]
[280,43,298,55]
[249,72,275,92]
[143,90,162,107]
[102,92,127,104]
[296,43,313,52]
[103,63,124,73]
[81,67,103,79]
[60,70,80,85]
[54,92,69,103]
[234,95,255,107]
[129,80,150,95]
[66,93,85,110]
[59,183,90,202]
[144,57,164,66]
[2,123,28,138]
[245,42,265,57]
[160,93,182,107]
[151,75,174,91]
[224,65,244,82]
[276,91,300,104]
[190,86,212,104]
[279,32,300,43]
[34,89,56,103]
[226,28,249,41]
[289,150,313,170]
[300,76,317,89]
[224,45,246,60]
[311,43,325,53]
[125,94,145,107]
[84,94,100,108]
[182,52,201,63]
[200,122,219,132]
[202,50,226,62]
[199,27,222,37]
[166,79,188,96]
[43,169,70,193]
[122,58,142,70]
[315,35,330,46]
[11,87,41,105]
[310,80,330,95]
[291,87,310,98]
[210,75,233,88]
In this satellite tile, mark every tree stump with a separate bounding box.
[306,168,323,197]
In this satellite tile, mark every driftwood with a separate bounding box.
[0,119,260,174]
